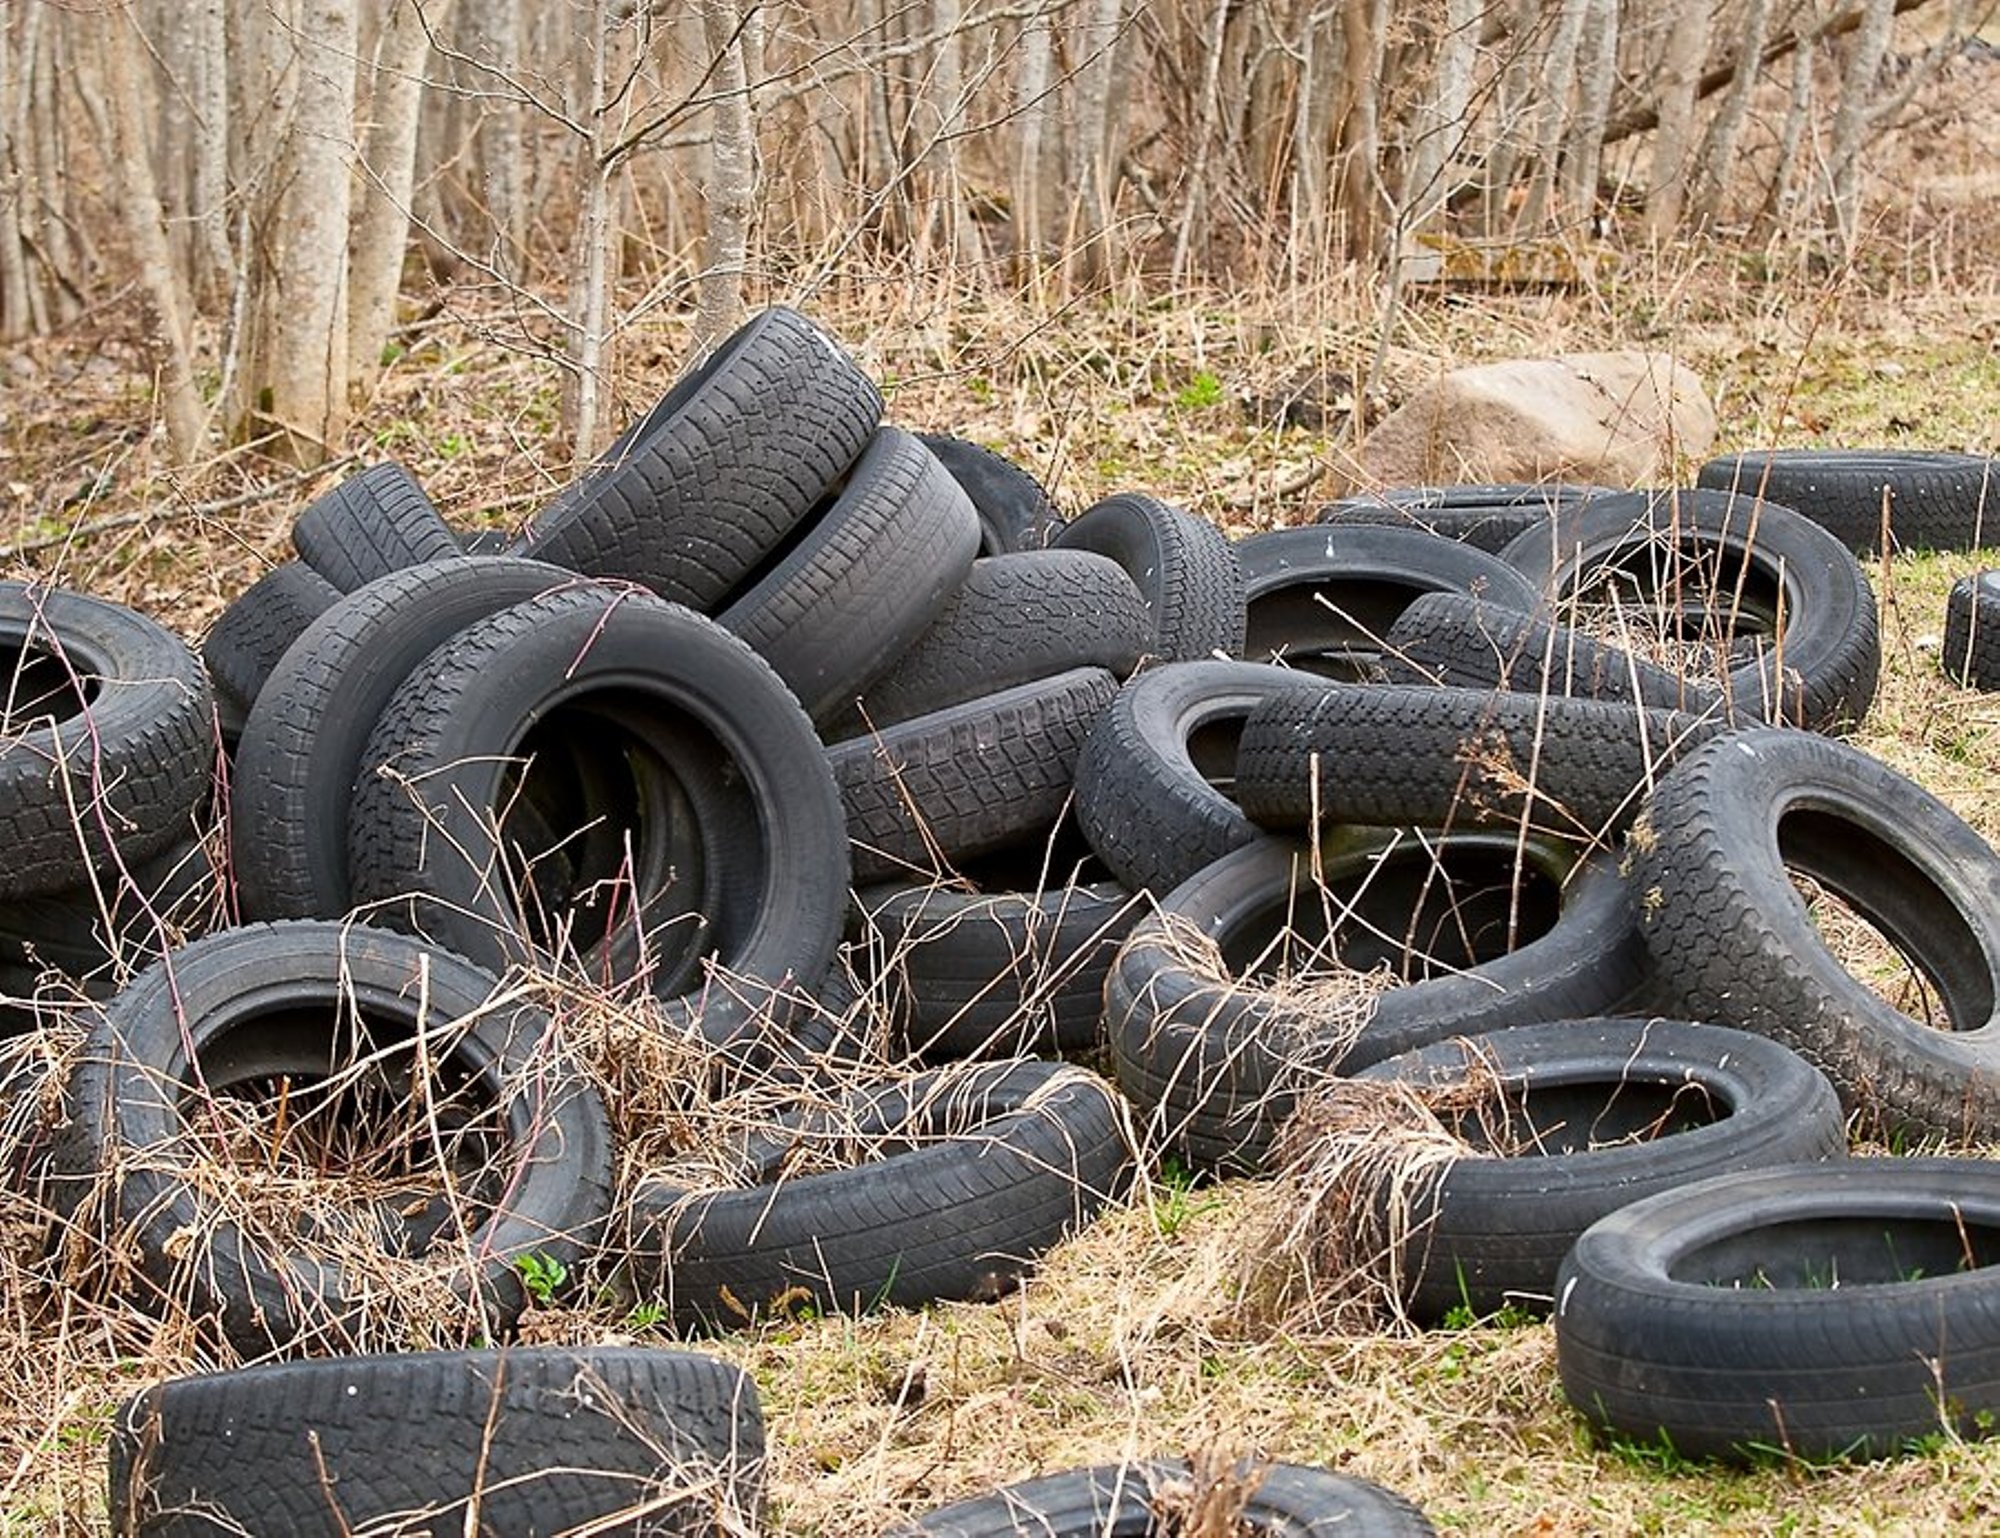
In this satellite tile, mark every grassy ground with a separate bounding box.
[7,73,2000,1534]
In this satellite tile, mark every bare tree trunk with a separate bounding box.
[471,0,526,275]
[103,12,206,462]
[186,0,233,303]
[0,6,30,339]
[1064,0,1125,286]
[692,0,755,353]
[1828,0,1898,250]
[349,0,457,387]
[1400,0,1480,236]
[564,0,617,461]
[1519,0,1592,230]
[1334,0,1389,259]
[1563,0,1618,221]
[1168,0,1231,283]
[1688,0,1773,227]
[1762,17,1818,237]
[1645,0,1710,239]
[1010,10,1057,284]
[261,0,359,463]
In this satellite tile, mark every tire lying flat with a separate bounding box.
[1557,1158,2000,1463]
[110,1346,764,1536]
[891,1457,1435,1536]
[1697,447,2000,554]
[627,1058,1131,1332]
[1354,1018,1845,1322]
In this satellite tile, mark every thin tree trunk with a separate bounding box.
[564,0,616,461]
[1401,0,1480,236]
[1828,0,1898,250]
[1064,0,1124,286]
[472,0,525,276]
[186,0,232,303]
[692,0,754,353]
[1518,0,1591,230]
[1688,0,1772,227]
[1168,0,1231,283]
[349,0,457,387]
[1010,10,1056,284]
[1645,0,1709,239]
[103,12,206,462]
[263,0,359,463]
[0,7,30,339]
[1761,17,1818,235]
[1564,0,1618,218]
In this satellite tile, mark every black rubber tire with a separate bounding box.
[719,426,981,722]
[829,667,1118,886]
[51,920,613,1353]
[891,1457,1435,1535]
[1053,493,1247,662]
[1498,487,1880,733]
[201,560,342,737]
[915,431,1066,553]
[1317,482,1620,554]
[626,1058,1132,1331]
[515,306,882,609]
[1354,1018,1846,1323]
[827,550,1147,740]
[1556,1158,2000,1463]
[289,461,462,592]
[1696,448,2000,554]
[1629,726,2000,1143]
[1236,524,1543,679]
[0,835,216,994]
[1107,831,1648,1172]
[109,1346,765,1536]
[348,585,849,1046]
[853,869,1142,1060]
[1942,570,2000,690]
[230,556,583,922]
[0,582,213,899]
[1236,680,1723,842]
[1073,659,1297,897]
[1382,589,1737,719]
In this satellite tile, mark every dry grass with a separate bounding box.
[6,60,2000,1533]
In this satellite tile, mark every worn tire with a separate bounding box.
[854,869,1141,1060]
[110,1346,764,1537]
[1942,570,2000,690]
[348,586,849,1045]
[1236,523,1542,679]
[1054,493,1246,661]
[1499,487,1881,733]
[1355,1018,1846,1322]
[1382,589,1737,719]
[892,1458,1435,1535]
[201,561,343,739]
[719,426,980,723]
[1556,1158,2000,1462]
[1630,726,2000,1142]
[515,306,882,608]
[0,583,213,899]
[830,667,1118,885]
[1236,680,1723,842]
[230,556,582,922]
[916,431,1066,553]
[1697,448,2000,554]
[1073,659,1296,897]
[828,550,1147,739]
[1317,482,1619,554]
[51,920,613,1353]
[290,461,462,592]
[1108,832,1647,1172]
[627,1059,1131,1331]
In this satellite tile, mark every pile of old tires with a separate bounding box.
[6,304,2000,1529]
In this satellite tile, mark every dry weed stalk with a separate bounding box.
[1237,1063,1505,1337]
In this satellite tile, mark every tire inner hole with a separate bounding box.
[1673,1213,2000,1290]
[1778,807,1988,1033]
[1440,1075,1723,1157]
[180,1001,507,1255]
[0,640,96,728]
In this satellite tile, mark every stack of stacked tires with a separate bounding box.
[7,302,2000,1527]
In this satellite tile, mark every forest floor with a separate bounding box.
[7,67,2000,1532]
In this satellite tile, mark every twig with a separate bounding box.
[1,457,359,560]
